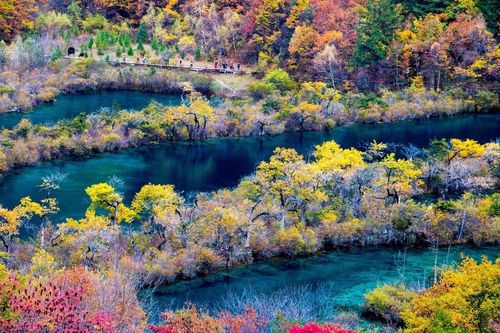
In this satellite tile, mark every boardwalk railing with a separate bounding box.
[64,56,255,75]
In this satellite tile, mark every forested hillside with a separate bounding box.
[0,1,499,333]
[0,0,498,94]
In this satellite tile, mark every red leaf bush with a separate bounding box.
[289,322,356,333]
[0,270,119,333]
[149,304,267,333]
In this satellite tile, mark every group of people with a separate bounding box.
[178,59,194,69]
[118,53,244,73]
[214,61,241,71]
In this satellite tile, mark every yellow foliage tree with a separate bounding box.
[289,102,322,131]
[174,96,214,140]
[132,184,183,249]
[85,183,134,224]
[313,140,365,172]
[376,154,422,204]
[0,197,43,252]
[448,138,485,162]
[30,248,56,277]
[402,257,500,333]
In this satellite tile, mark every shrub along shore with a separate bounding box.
[1,0,499,330]
[1,69,498,177]
[0,137,498,331]
[0,58,214,113]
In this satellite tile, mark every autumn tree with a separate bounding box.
[313,44,342,88]
[442,14,494,76]
[131,183,183,250]
[252,148,327,230]
[312,140,368,217]
[0,197,43,252]
[287,102,322,131]
[0,0,45,42]
[195,206,250,268]
[85,183,134,224]
[310,0,362,54]
[287,25,320,77]
[376,153,422,204]
[253,148,305,229]
[444,138,485,195]
[53,213,122,267]
[313,141,365,172]
[241,0,293,63]
[298,81,338,105]
[174,96,214,141]
[402,257,500,333]
[395,13,448,89]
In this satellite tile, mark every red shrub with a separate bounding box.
[289,322,356,333]
[219,307,268,333]
[149,305,267,333]
[0,272,118,333]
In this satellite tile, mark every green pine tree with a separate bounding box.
[352,0,402,68]
[194,46,202,61]
[476,0,499,34]
[151,38,159,54]
[87,37,94,50]
[136,23,148,44]
[397,0,453,17]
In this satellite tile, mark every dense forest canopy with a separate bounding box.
[0,0,498,90]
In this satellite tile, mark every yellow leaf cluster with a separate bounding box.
[402,257,499,333]
[313,140,365,172]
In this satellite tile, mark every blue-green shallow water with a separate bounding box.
[0,114,498,221]
[0,91,182,128]
[147,246,499,323]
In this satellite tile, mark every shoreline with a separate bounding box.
[0,105,498,180]
[143,242,500,291]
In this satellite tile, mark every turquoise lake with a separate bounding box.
[147,246,499,323]
[0,113,499,221]
[0,92,498,326]
[0,90,182,128]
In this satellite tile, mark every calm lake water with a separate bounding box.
[0,93,498,325]
[0,91,182,128]
[146,246,499,323]
[0,113,499,221]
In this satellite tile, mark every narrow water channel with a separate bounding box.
[0,90,182,128]
[0,113,498,220]
[146,246,499,323]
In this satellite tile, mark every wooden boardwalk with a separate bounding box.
[64,56,254,75]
